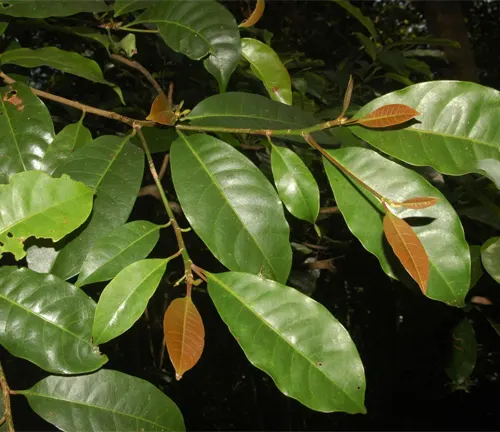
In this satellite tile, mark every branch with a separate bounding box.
[135,126,194,296]
[0,70,155,128]
[0,361,15,432]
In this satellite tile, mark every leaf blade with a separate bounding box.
[481,237,500,283]
[356,104,420,128]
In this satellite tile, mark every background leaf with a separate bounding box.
[114,0,153,16]
[131,127,177,154]
[131,0,240,92]
[0,267,107,374]
[171,133,292,283]
[469,245,483,289]
[383,211,429,293]
[241,38,292,105]
[1,47,124,103]
[323,147,470,306]
[270,145,319,223]
[164,297,205,380]
[20,369,185,432]
[92,259,168,345]
[331,0,378,40]
[45,135,144,280]
[0,171,93,260]
[0,0,111,17]
[445,319,477,387]
[0,82,54,184]
[42,116,92,174]
[77,221,162,287]
[207,271,366,414]
[350,81,500,176]
[481,237,500,283]
[186,92,337,144]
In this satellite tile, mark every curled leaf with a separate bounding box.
[164,297,205,380]
[239,0,265,28]
[357,104,420,128]
[383,211,430,294]
[392,197,439,209]
[340,75,354,118]
[146,93,176,126]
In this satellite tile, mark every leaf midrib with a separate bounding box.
[209,273,365,412]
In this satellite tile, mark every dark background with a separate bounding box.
[2,1,500,430]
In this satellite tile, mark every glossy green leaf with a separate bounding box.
[350,81,500,177]
[42,117,92,174]
[33,135,144,280]
[271,145,319,223]
[131,0,240,92]
[93,259,167,344]
[77,221,162,287]
[469,245,483,289]
[186,92,337,145]
[0,0,111,17]
[131,126,177,153]
[481,237,500,283]
[20,369,185,432]
[241,38,292,105]
[171,133,291,283]
[476,159,500,190]
[323,147,470,306]
[1,47,124,103]
[331,0,378,40]
[207,271,366,413]
[0,82,54,184]
[445,319,477,386]
[0,171,93,260]
[114,0,153,16]
[0,267,107,374]
[0,22,8,36]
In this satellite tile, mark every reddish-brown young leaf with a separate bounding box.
[392,197,439,210]
[239,0,265,28]
[164,297,205,380]
[357,104,419,128]
[383,211,430,294]
[146,93,176,126]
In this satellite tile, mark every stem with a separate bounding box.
[302,134,387,203]
[111,54,166,100]
[135,128,194,291]
[0,71,155,128]
[0,361,14,432]
[117,27,159,33]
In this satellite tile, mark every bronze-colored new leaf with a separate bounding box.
[357,104,419,128]
[393,197,439,210]
[146,93,176,126]
[239,0,265,28]
[383,211,429,294]
[164,297,205,380]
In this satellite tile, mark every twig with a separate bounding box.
[0,361,15,432]
[111,54,166,100]
[0,71,155,128]
[319,206,340,214]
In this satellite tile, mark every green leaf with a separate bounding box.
[476,159,500,190]
[481,237,500,283]
[0,171,93,260]
[323,147,470,307]
[186,92,337,145]
[0,267,107,374]
[20,369,185,432]
[384,37,460,50]
[114,0,154,16]
[445,319,477,386]
[241,38,292,105]
[0,82,54,184]
[0,0,111,17]
[331,0,378,41]
[42,117,92,174]
[131,126,177,153]
[37,135,144,280]
[92,259,167,344]
[1,47,124,104]
[270,145,319,223]
[113,33,137,58]
[171,132,292,283]
[77,221,162,287]
[350,81,500,177]
[469,245,483,289]
[354,32,378,60]
[0,22,8,36]
[207,271,366,413]
[130,0,240,92]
